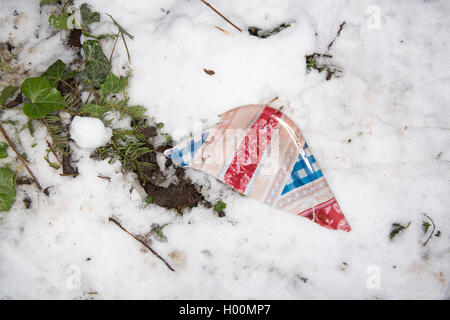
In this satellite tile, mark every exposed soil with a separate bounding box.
[137,143,211,213]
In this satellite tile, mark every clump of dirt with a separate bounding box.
[143,172,208,213]
[137,143,211,213]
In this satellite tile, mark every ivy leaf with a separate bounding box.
[80,3,100,26]
[0,142,9,159]
[21,77,66,119]
[76,69,90,86]
[48,13,69,31]
[101,72,128,94]
[0,167,16,212]
[0,86,19,107]
[79,103,112,118]
[41,59,66,87]
[106,13,134,39]
[81,40,111,87]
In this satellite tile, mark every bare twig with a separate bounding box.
[423,213,436,246]
[199,0,242,32]
[109,217,175,272]
[214,26,229,34]
[268,96,279,104]
[109,32,120,64]
[327,21,346,50]
[120,32,131,62]
[0,124,42,190]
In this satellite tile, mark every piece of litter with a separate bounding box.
[165,104,350,231]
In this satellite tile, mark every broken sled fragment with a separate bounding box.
[164,105,350,232]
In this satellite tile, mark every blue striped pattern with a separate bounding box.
[167,131,209,167]
[281,143,323,195]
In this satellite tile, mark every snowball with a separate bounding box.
[70,116,112,149]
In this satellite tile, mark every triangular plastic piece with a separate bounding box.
[165,105,350,231]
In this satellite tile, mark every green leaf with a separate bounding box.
[0,142,8,159]
[80,3,100,26]
[106,13,134,39]
[0,86,19,107]
[62,70,76,81]
[145,195,154,204]
[154,223,168,242]
[81,40,111,87]
[44,151,60,170]
[0,167,16,212]
[101,72,128,94]
[39,0,58,6]
[422,221,431,234]
[82,31,117,40]
[76,69,90,86]
[41,59,66,87]
[213,200,227,213]
[389,222,411,240]
[48,13,69,31]
[79,103,112,118]
[21,77,66,119]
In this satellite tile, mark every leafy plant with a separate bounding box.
[0,167,16,211]
[0,142,8,159]
[44,113,70,156]
[106,14,134,40]
[78,40,111,87]
[145,195,154,204]
[79,103,111,118]
[0,86,19,107]
[389,222,411,240]
[49,13,70,31]
[96,122,156,183]
[21,77,66,119]
[154,223,168,242]
[80,3,100,26]
[41,59,74,87]
[213,200,226,213]
[101,72,128,95]
[422,221,431,234]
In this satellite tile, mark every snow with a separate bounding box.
[70,116,112,149]
[0,0,449,299]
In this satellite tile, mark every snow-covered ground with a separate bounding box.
[0,0,449,299]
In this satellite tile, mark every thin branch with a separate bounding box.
[214,25,229,34]
[199,0,242,32]
[109,32,120,64]
[327,21,346,51]
[423,213,436,247]
[109,217,175,272]
[0,124,42,190]
[268,96,279,104]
